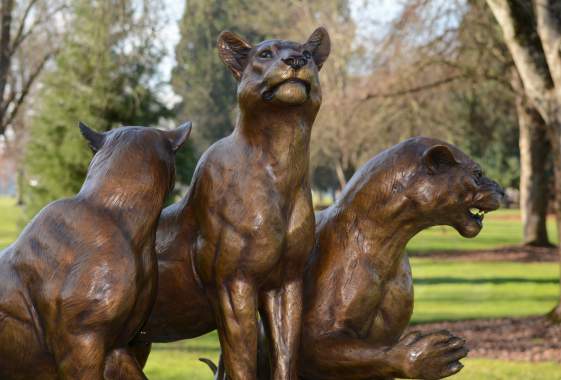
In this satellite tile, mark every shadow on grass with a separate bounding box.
[414,295,557,304]
[414,277,559,285]
[151,343,220,353]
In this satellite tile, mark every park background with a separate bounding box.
[1,0,561,379]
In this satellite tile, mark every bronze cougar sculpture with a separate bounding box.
[209,137,503,380]
[129,28,330,380]
[295,137,503,380]
[133,137,502,380]
[0,122,191,380]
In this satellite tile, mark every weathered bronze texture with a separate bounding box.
[0,122,191,380]
[295,137,504,380]
[133,137,503,380]
[132,28,331,380]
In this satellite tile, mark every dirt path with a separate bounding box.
[409,245,559,263]
[410,316,561,362]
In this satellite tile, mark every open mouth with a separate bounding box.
[466,201,499,226]
[263,78,311,101]
[467,207,486,225]
[456,194,501,238]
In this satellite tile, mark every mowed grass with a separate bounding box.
[407,209,559,252]
[145,356,561,380]
[0,196,21,249]
[453,359,561,380]
[1,197,560,379]
[410,259,560,323]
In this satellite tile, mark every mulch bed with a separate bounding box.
[409,245,559,263]
[405,245,561,362]
[408,316,561,362]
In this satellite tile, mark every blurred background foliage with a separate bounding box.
[0,0,524,217]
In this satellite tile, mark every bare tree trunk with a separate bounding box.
[334,160,347,191]
[546,122,561,322]
[515,78,552,247]
[0,0,14,131]
[487,0,561,323]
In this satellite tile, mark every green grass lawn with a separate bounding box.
[1,197,560,379]
[0,196,22,249]
[453,359,561,380]
[411,259,559,323]
[145,355,561,380]
[407,209,558,252]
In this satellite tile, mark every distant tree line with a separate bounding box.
[0,0,549,251]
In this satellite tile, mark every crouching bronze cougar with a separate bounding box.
[0,122,191,380]
[295,137,503,380]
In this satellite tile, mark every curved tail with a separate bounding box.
[198,357,218,375]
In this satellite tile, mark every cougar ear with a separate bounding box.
[78,121,105,153]
[304,27,331,70]
[422,145,459,174]
[217,31,253,81]
[166,121,192,152]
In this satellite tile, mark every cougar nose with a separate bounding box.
[282,54,308,70]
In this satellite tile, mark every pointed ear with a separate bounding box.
[422,145,459,174]
[166,121,192,152]
[304,27,331,70]
[78,121,105,153]
[217,31,253,81]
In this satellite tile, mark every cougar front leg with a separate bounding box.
[104,348,149,380]
[128,341,152,369]
[260,280,303,380]
[299,330,467,380]
[52,332,107,380]
[212,278,259,380]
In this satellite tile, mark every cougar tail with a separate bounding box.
[199,357,218,375]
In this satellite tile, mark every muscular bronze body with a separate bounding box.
[134,28,331,380]
[133,137,503,380]
[297,137,503,380]
[0,122,191,380]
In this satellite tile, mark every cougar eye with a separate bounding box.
[303,50,312,59]
[258,49,273,59]
[474,169,483,182]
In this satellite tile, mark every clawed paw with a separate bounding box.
[400,331,468,379]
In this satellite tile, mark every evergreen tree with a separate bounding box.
[171,0,267,185]
[22,0,170,220]
[171,0,352,186]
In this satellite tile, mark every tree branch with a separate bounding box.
[0,0,15,108]
[11,3,67,53]
[10,0,39,53]
[486,0,553,118]
[362,74,466,101]
[2,51,52,134]
[535,0,561,90]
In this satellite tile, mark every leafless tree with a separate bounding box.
[485,0,561,319]
[0,0,66,138]
[513,69,552,247]
[355,0,552,247]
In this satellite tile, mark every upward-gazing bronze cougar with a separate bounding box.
[126,28,331,380]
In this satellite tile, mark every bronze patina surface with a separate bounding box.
[134,28,331,380]
[295,137,503,380]
[0,122,191,380]
[134,137,503,380]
